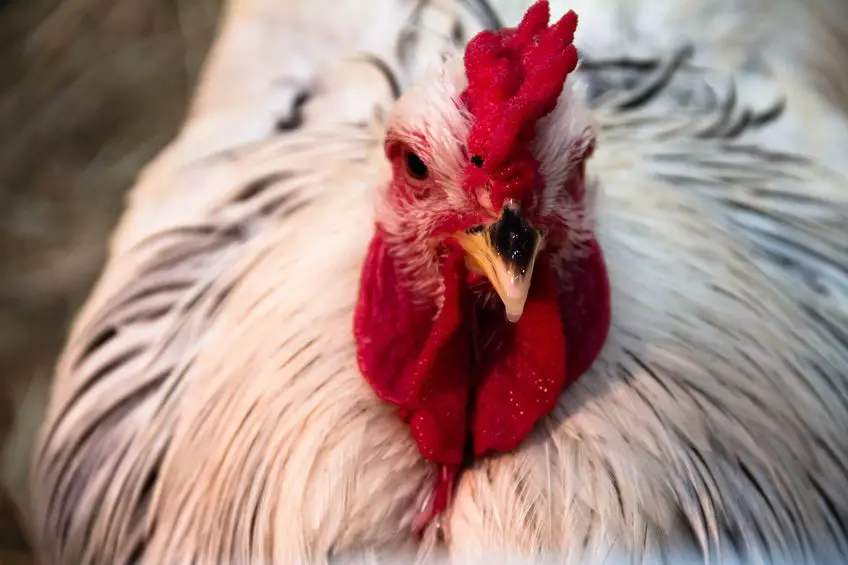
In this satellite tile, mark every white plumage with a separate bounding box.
[29,0,848,563]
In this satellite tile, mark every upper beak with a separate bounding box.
[454,201,545,323]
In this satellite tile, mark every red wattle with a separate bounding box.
[407,246,472,464]
[354,232,471,466]
[355,231,611,530]
[471,256,567,455]
[558,240,611,380]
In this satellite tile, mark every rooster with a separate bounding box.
[29,0,848,563]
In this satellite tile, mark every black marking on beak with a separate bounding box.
[488,207,540,275]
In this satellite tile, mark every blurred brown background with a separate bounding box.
[0,0,222,560]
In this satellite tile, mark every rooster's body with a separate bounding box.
[30,0,848,563]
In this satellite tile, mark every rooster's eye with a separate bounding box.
[405,151,429,181]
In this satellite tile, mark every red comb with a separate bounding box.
[462,1,578,210]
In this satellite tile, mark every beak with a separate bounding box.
[454,201,545,323]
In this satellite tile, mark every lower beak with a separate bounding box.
[454,202,544,323]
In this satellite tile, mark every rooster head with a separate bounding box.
[354,0,611,522]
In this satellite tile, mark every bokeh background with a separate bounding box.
[0,0,221,560]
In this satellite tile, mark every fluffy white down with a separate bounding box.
[29,0,848,563]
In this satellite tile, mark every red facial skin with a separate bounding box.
[354,1,612,533]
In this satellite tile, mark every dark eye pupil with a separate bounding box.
[471,155,484,168]
[405,151,428,180]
